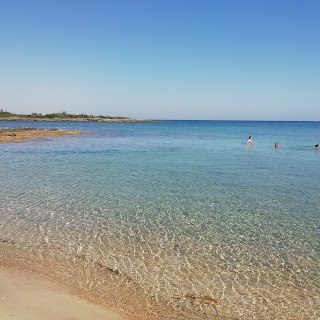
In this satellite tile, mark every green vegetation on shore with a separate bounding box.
[0,109,129,120]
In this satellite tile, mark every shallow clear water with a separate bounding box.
[0,120,319,319]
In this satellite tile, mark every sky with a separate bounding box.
[0,0,319,120]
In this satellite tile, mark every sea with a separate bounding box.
[0,120,319,319]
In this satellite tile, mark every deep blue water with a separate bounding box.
[0,120,319,319]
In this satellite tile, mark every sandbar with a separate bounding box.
[0,268,125,320]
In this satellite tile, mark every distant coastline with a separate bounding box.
[0,110,161,122]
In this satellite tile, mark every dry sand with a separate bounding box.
[0,268,125,320]
[0,127,81,142]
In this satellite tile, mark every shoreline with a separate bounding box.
[0,267,126,320]
[0,245,190,320]
[0,117,162,122]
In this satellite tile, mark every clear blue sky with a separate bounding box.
[0,0,319,120]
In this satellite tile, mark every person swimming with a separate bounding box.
[247,136,253,144]
[314,144,320,149]
[274,142,279,148]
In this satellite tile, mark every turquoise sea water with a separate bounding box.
[0,120,319,319]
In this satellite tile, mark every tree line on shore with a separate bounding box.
[0,109,129,120]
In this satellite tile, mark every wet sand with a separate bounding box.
[0,127,81,142]
[0,246,178,320]
[0,268,125,320]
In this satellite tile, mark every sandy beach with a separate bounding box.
[0,268,125,320]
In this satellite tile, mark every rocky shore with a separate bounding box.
[0,127,81,142]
